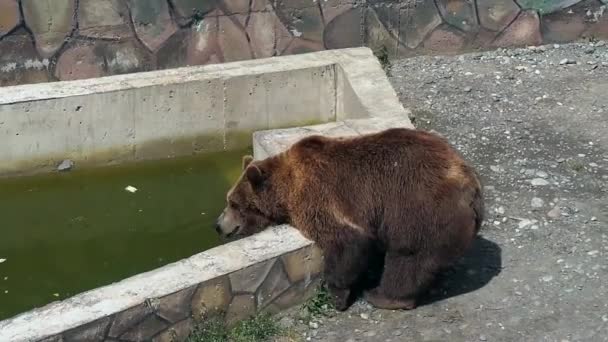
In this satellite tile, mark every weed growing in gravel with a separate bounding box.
[373,45,392,76]
[568,160,585,172]
[186,313,283,342]
[298,283,336,324]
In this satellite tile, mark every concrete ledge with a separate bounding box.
[0,47,410,177]
[253,115,415,160]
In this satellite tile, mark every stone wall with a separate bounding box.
[0,0,607,87]
[36,245,323,342]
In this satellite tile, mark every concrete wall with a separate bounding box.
[1,0,607,87]
[0,48,412,342]
[0,47,405,176]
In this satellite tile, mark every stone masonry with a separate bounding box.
[0,0,607,86]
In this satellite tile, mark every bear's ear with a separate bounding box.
[242,155,254,170]
[245,164,266,188]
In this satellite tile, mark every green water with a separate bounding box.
[0,149,248,320]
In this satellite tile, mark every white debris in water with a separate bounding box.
[53,293,60,297]
[125,185,138,193]
[0,258,6,264]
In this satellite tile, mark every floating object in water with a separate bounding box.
[57,159,74,172]
[0,258,6,264]
[53,293,60,297]
[125,185,138,193]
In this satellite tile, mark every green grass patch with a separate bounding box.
[186,313,284,342]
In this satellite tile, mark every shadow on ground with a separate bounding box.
[419,236,502,307]
[351,235,502,308]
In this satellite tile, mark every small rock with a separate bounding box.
[547,206,561,219]
[531,197,545,208]
[393,330,403,336]
[584,47,595,54]
[57,159,74,172]
[559,58,575,65]
[536,170,548,178]
[464,86,472,92]
[518,219,533,229]
[496,206,505,215]
[309,322,319,329]
[360,313,369,320]
[364,331,377,337]
[541,275,553,282]
[591,216,597,221]
[480,335,487,341]
[279,317,294,329]
[490,165,502,173]
[530,178,550,186]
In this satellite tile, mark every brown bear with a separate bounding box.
[215,127,484,311]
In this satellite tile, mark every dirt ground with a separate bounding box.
[275,41,608,342]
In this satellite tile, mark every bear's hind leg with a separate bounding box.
[364,252,439,310]
[322,232,372,311]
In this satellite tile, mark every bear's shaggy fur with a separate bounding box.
[216,128,484,311]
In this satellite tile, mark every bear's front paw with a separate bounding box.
[328,286,351,311]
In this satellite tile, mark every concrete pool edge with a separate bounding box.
[0,48,413,341]
[0,47,408,177]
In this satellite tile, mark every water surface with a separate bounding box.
[0,149,248,320]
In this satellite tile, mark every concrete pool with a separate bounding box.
[0,47,412,341]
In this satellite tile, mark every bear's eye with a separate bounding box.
[229,200,239,209]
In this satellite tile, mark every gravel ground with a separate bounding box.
[274,41,608,342]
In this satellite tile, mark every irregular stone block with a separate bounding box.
[129,0,178,52]
[120,315,168,341]
[541,3,588,43]
[282,37,324,55]
[321,0,354,25]
[516,0,581,15]
[247,12,275,58]
[364,8,399,57]
[63,316,112,342]
[436,0,479,32]
[218,14,252,62]
[324,8,363,49]
[157,15,221,68]
[262,276,321,314]
[22,0,75,58]
[274,14,293,54]
[229,259,276,293]
[275,0,324,42]
[101,39,152,75]
[423,25,467,52]
[157,286,197,323]
[281,246,323,284]
[399,0,442,49]
[170,0,218,23]
[152,318,193,342]
[225,294,256,327]
[78,0,132,39]
[256,259,291,309]
[0,29,51,86]
[0,0,20,37]
[477,0,520,32]
[108,303,155,338]
[191,276,232,319]
[54,43,104,81]
[223,0,250,15]
[492,10,542,47]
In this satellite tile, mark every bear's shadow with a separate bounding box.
[355,235,502,307]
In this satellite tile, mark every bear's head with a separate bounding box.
[215,155,287,239]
